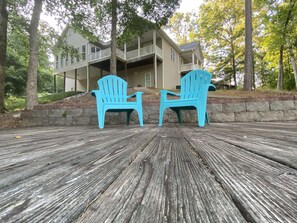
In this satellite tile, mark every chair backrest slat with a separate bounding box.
[181,70,212,99]
[98,75,127,103]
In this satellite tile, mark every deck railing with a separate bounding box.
[88,44,162,63]
[56,45,163,71]
[180,63,199,72]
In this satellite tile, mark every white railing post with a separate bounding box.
[138,37,140,58]
[124,43,127,60]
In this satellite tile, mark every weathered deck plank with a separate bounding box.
[0,126,160,222]
[199,122,297,168]
[181,122,297,223]
[0,122,296,223]
[77,126,245,223]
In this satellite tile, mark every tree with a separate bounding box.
[277,46,284,90]
[110,0,117,74]
[244,0,253,91]
[89,0,181,74]
[167,12,198,45]
[26,0,43,110]
[0,0,8,113]
[198,0,245,88]
[255,0,297,90]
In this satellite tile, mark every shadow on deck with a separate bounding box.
[0,122,297,222]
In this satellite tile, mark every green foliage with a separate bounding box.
[167,12,198,45]
[4,96,26,111]
[37,91,82,104]
[5,10,55,96]
[198,0,245,86]
[80,0,181,41]
[4,91,82,111]
[167,0,297,90]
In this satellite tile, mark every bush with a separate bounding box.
[4,96,26,111]
[4,91,82,112]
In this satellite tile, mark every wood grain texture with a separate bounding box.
[0,122,296,223]
[77,126,245,223]
[0,126,159,222]
[181,122,297,223]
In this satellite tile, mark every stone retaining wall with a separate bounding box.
[21,98,297,127]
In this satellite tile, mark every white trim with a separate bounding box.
[145,72,152,87]
[86,64,90,92]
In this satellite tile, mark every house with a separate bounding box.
[53,26,204,92]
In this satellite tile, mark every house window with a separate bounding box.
[91,46,100,53]
[55,55,59,68]
[76,47,80,62]
[171,48,176,63]
[82,45,86,60]
[71,56,74,64]
[145,73,152,87]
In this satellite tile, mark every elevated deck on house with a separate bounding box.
[0,122,297,222]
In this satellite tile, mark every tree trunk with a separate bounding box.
[287,41,297,89]
[26,0,43,110]
[110,0,117,74]
[277,45,284,91]
[244,0,253,91]
[0,0,8,113]
[231,42,237,88]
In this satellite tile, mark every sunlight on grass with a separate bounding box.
[5,92,82,112]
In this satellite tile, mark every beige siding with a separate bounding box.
[66,30,89,47]
[162,39,179,89]
[54,29,89,74]
[157,63,163,89]
[118,64,154,88]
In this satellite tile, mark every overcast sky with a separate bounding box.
[41,0,204,33]
[177,0,203,12]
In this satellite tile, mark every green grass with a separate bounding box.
[5,91,82,112]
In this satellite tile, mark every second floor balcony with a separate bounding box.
[89,44,163,63]
[54,44,163,73]
[180,63,200,73]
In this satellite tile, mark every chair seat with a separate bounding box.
[92,75,144,129]
[159,70,215,127]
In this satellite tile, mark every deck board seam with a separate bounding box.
[179,126,253,223]
[74,126,161,222]
[203,132,297,171]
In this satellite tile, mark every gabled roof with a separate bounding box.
[179,42,199,52]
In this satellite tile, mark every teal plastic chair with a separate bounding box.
[92,75,144,129]
[159,70,215,127]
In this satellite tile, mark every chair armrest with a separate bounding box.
[160,90,180,102]
[208,84,216,91]
[91,90,103,102]
[160,90,181,97]
[127,91,143,99]
[91,90,101,97]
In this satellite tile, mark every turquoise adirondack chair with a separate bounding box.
[92,75,144,129]
[159,70,216,127]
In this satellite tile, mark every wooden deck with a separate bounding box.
[0,122,296,223]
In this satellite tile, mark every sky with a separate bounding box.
[177,0,203,13]
[41,0,204,30]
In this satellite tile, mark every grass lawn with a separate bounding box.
[4,92,82,112]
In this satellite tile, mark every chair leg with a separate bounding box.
[176,109,182,124]
[159,106,165,127]
[197,107,206,127]
[205,112,210,125]
[126,110,133,126]
[98,107,105,129]
[137,109,144,127]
